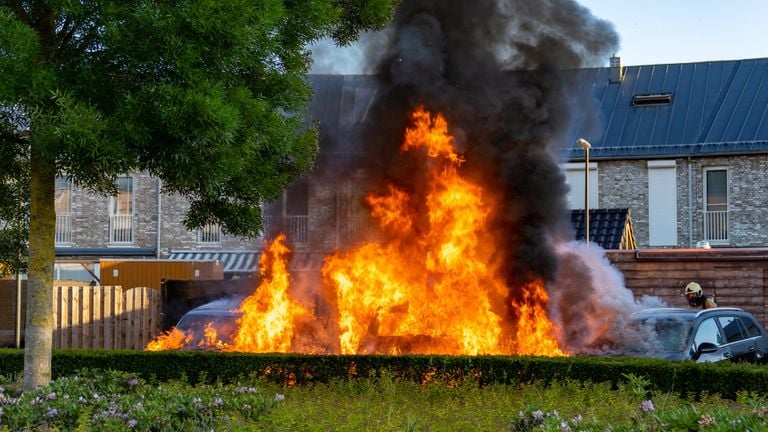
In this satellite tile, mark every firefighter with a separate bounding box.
[683,281,717,309]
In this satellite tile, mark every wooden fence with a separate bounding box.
[52,285,161,350]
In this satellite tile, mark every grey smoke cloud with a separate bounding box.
[550,242,667,354]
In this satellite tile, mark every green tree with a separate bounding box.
[0,0,398,391]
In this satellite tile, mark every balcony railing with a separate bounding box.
[197,223,222,244]
[346,215,380,245]
[109,214,133,244]
[703,210,728,242]
[264,215,308,246]
[55,214,72,245]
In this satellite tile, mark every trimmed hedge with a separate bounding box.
[1,348,767,399]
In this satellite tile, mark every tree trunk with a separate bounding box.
[23,145,55,391]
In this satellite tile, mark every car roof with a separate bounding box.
[631,307,747,321]
[184,297,243,316]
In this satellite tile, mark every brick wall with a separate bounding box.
[64,172,261,256]
[595,155,768,248]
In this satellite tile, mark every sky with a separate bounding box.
[578,0,768,66]
[310,0,768,73]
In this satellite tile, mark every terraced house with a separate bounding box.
[48,56,768,284]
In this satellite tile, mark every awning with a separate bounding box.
[168,250,259,273]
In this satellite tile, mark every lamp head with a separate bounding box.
[577,138,591,150]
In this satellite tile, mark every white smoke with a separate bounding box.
[549,241,666,354]
[309,31,392,75]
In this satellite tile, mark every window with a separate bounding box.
[632,93,672,106]
[346,181,380,245]
[717,316,746,343]
[55,176,72,244]
[737,316,762,338]
[53,262,99,284]
[197,223,222,244]
[693,318,723,347]
[648,160,677,246]
[562,162,598,210]
[703,167,728,242]
[264,177,309,246]
[109,176,133,243]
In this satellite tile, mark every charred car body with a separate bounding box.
[626,307,768,363]
[173,297,243,349]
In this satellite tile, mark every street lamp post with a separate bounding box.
[577,138,591,243]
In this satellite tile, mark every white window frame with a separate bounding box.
[647,160,678,246]
[109,176,134,244]
[702,166,729,244]
[562,162,599,210]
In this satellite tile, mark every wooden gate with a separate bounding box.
[52,285,161,350]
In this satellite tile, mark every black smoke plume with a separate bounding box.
[350,0,617,293]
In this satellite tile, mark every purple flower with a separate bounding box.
[274,393,285,401]
[212,397,223,408]
[127,419,138,428]
[46,392,57,400]
[698,415,716,426]
[235,386,258,394]
[532,410,544,421]
[640,399,655,413]
[559,421,571,432]
[128,378,139,386]
[46,408,59,418]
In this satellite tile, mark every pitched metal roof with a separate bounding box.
[566,58,768,160]
[570,208,636,250]
[309,57,768,160]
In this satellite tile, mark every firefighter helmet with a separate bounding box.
[684,281,702,297]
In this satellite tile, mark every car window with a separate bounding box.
[635,318,692,352]
[737,316,762,338]
[718,316,747,343]
[693,317,723,347]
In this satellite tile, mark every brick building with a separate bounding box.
[563,56,768,249]
[51,56,768,283]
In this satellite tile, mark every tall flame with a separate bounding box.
[322,106,565,355]
[228,233,310,352]
[146,106,566,356]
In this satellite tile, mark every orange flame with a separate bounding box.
[227,233,311,352]
[145,327,192,351]
[511,280,566,356]
[199,322,230,350]
[322,106,566,356]
[146,106,566,357]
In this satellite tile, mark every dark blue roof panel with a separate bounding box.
[567,58,768,160]
[308,57,768,160]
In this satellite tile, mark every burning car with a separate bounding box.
[626,307,768,363]
[147,297,243,351]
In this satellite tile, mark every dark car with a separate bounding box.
[626,307,768,363]
[174,297,243,349]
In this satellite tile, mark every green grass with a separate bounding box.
[3,370,768,431]
[251,374,763,431]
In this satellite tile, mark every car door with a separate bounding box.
[716,315,754,363]
[734,315,766,363]
[691,317,731,362]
